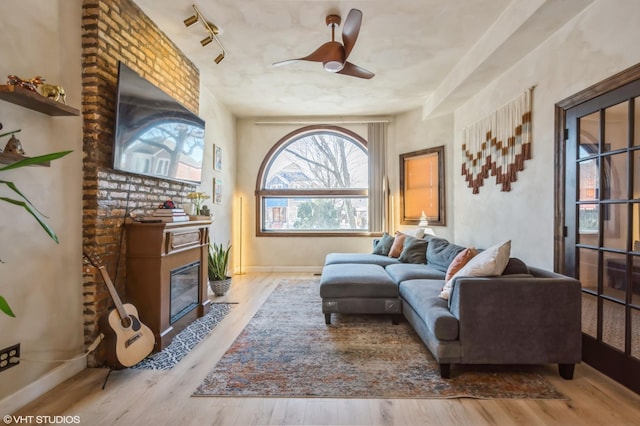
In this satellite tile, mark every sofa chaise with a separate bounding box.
[319,235,582,379]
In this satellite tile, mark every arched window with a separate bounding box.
[256,125,370,235]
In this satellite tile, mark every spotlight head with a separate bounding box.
[200,36,213,47]
[184,15,198,27]
[214,53,224,64]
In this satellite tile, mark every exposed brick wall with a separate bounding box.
[81,0,200,366]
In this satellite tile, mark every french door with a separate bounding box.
[562,76,640,394]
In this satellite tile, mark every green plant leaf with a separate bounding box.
[0,296,16,317]
[0,178,49,217]
[208,241,232,281]
[0,150,72,171]
[0,196,59,242]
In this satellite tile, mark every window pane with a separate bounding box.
[262,197,368,231]
[603,203,627,251]
[578,204,599,242]
[603,252,627,301]
[602,299,625,352]
[632,309,640,360]
[635,98,640,147]
[582,293,597,338]
[602,153,627,201]
[578,158,599,201]
[634,150,640,199]
[578,247,599,292]
[603,101,628,152]
[579,111,600,158]
[633,204,640,252]
[265,132,368,190]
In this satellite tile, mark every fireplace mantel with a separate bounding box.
[125,219,212,352]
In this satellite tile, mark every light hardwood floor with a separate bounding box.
[13,273,640,425]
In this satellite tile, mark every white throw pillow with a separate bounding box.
[402,228,425,239]
[439,240,511,300]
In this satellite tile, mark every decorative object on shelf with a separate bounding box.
[186,191,210,215]
[38,83,66,104]
[0,127,72,316]
[208,241,232,296]
[184,4,226,64]
[0,84,80,116]
[418,211,436,236]
[461,87,534,194]
[7,75,44,92]
[161,199,177,209]
[3,134,25,155]
[200,205,211,217]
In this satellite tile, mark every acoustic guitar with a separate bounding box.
[84,253,155,368]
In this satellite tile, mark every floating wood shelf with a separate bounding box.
[0,84,79,116]
[0,152,50,167]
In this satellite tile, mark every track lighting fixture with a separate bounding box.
[183,15,198,27]
[184,4,227,64]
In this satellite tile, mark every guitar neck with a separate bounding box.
[96,265,129,320]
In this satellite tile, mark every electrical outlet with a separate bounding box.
[0,343,20,372]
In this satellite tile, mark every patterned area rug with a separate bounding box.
[132,303,234,370]
[194,280,565,399]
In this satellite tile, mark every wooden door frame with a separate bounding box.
[554,62,640,395]
[554,62,640,272]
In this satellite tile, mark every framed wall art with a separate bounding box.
[399,145,446,226]
[214,178,223,204]
[214,144,222,171]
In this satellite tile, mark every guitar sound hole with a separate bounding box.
[121,316,132,328]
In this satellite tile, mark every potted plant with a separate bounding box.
[208,241,232,296]
[0,127,72,316]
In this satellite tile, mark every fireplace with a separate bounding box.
[125,219,212,352]
[170,261,200,324]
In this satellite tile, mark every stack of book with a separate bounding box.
[142,208,189,222]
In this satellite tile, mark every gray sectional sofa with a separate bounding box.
[319,236,582,379]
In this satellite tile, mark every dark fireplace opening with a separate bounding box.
[170,261,200,324]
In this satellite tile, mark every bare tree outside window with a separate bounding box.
[257,127,369,235]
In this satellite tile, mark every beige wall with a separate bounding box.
[234,119,384,272]
[0,0,235,411]
[199,81,235,250]
[451,0,640,269]
[0,0,84,406]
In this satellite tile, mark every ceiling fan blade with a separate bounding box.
[272,41,340,66]
[336,61,374,79]
[342,9,362,61]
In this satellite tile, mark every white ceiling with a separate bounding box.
[133,0,595,118]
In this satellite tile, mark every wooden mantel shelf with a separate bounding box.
[0,84,80,116]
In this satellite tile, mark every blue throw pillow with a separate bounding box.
[426,237,466,272]
[398,235,428,264]
[372,232,394,256]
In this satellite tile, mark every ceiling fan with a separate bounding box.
[273,9,374,79]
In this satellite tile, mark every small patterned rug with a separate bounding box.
[132,303,234,370]
[193,280,565,399]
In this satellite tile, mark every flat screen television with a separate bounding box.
[113,62,205,184]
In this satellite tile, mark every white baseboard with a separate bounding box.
[241,265,322,274]
[0,358,86,414]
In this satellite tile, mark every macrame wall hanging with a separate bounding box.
[461,87,534,194]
